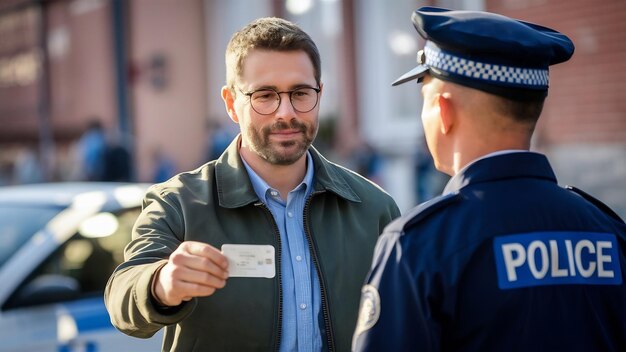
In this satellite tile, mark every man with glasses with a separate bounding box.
[105,17,400,351]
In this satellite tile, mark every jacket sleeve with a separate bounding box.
[353,231,441,352]
[373,189,401,234]
[104,184,196,338]
[384,199,402,232]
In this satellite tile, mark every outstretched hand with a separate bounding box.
[153,241,229,306]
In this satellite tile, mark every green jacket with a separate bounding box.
[105,137,400,351]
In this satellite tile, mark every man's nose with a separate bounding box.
[274,92,296,117]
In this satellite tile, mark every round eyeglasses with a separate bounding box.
[238,86,321,115]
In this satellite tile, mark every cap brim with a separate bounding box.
[391,65,429,86]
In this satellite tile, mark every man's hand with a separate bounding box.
[153,241,229,307]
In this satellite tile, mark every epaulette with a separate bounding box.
[565,185,625,224]
[384,192,462,234]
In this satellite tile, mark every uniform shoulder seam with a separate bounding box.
[565,185,625,224]
[384,192,462,234]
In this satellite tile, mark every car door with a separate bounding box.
[0,207,162,352]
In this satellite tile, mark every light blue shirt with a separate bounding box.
[241,152,322,352]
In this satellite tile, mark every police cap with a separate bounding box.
[393,7,575,100]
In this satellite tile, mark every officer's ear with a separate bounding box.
[221,86,240,124]
[438,92,454,135]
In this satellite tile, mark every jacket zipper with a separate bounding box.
[303,190,336,351]
[255,202,283,352]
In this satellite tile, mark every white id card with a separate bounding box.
[221,244,276,278]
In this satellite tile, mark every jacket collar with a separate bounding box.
[442,151,557,194]
[215,135,360,208]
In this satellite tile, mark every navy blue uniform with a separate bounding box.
[353,152,626,351]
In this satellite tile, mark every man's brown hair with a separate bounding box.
[225,17,321,92]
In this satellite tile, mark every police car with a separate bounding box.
[0,183,162,351]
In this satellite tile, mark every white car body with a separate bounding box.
[0,183,162,351]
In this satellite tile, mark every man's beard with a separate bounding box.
[246,119,317,165]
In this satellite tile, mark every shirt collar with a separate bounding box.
[455,149,528,177]
[241,151,314,203]
[442,151,556,194]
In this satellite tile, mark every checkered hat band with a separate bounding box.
[424,42,549,88]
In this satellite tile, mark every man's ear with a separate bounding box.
[438,92,454,134]
[221,86,239,124]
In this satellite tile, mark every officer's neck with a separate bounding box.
[450,119,532,175]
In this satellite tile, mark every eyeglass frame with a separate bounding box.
[236,86,321,115]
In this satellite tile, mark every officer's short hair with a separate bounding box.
[225,17,321,92]
[493,95,546,125]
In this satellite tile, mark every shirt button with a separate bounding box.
[287,211,293,217]
[300,303,307,310]
[296,255,302,261]
[270,191,278,197]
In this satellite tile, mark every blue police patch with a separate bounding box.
[493,231,622,289]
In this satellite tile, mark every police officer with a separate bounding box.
[353,6,626,352]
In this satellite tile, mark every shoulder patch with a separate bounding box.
[384,192,462,234]
[353,285,381,338]
[566,185,625,224]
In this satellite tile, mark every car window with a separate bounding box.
[0,205,63,267]
[4,207,140,309]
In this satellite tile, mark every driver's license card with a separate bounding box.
[221,244,276,278]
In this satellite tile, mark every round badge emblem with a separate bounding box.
[354,284,381,338]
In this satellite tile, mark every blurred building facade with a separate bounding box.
[0,0,624,216]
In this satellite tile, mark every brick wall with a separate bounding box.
[487,0,626,145]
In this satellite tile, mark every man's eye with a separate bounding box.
[253,91,276,100]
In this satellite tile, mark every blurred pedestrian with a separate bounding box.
[77,119,106,181]
[353,7,626,351]
[102,133,132,182]
[13,147,43,184]
[151,146,176,183]
[352,141,384,186]
[414,134,448,203]
[204,119,238,162]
